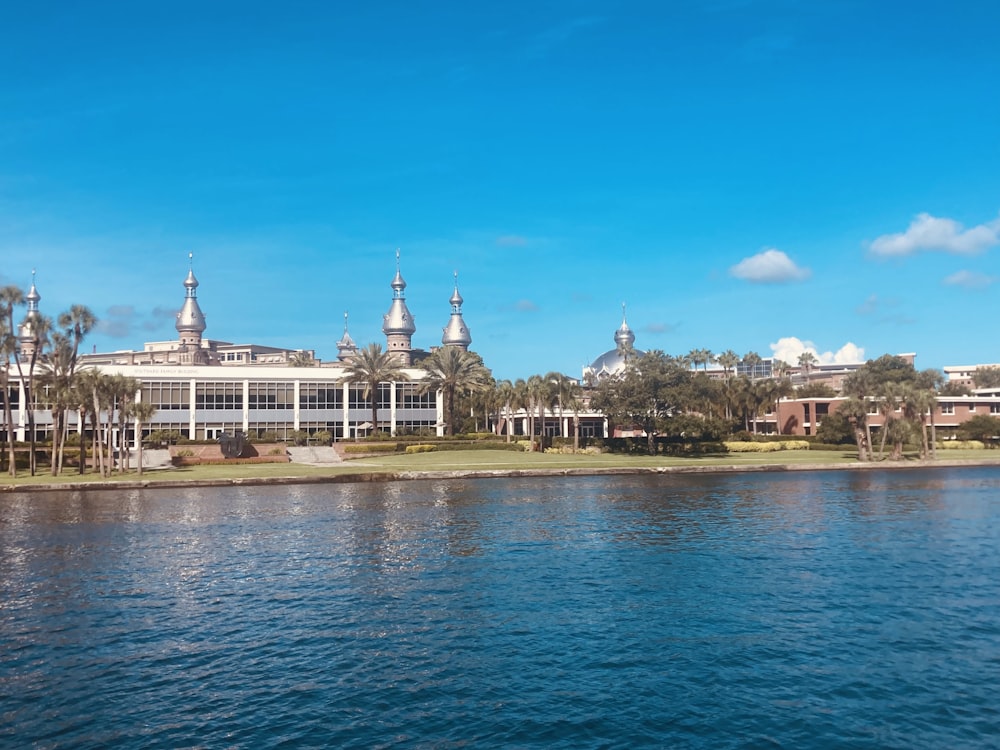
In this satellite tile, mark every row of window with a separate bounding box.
[138,381,436,410]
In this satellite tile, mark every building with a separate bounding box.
[582,304,644,382]
[4,253,479,444]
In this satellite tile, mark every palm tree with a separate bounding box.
[512,378,530,441]
[131,400,157,476]
[287,351,316,367]
[0,317,17,476]
[687,348,713,372]
[494,379,516,442]
[875,382,903,460]
[904,386,937,460]
[742,351,763,380]
[797,351,818,375]
[341,343,408,438]
[837,396,871,461]
[110,375,141,473]
[525,374,551,449]
[0,285,26,475]
[75,368,109,476]
[418,348,492,436]
[546,371,579,439]
[57,305,96,371]
[39,332,76,475]
[717,349,739,380]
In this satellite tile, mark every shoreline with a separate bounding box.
[4,456,1000,493]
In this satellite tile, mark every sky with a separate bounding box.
[1,0,998,382]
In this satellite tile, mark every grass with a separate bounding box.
[3,448,999,489]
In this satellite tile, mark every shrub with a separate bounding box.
[343,442,402,454]
[311,430,332,445]
[288,430,310,447]
[405,444,437,454]
[176,449,195,457]
[937,440,986,450]
[267,447,286,456]
[782,440,811,450]
[431,442,521,453]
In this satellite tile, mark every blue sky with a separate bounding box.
[2,1,998,381]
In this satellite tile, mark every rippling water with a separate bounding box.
[2,468,1000,749]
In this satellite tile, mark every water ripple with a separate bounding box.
[2,467,1000,748]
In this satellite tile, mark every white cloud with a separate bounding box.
[943,270,997,289]
[729,248,810,283]
[769,336,865,366]
[869,212,1000,257]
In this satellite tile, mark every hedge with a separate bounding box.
[937,440,986,450]
[723,440,811,453]
[342,442,402,454]
[405,444,437,454]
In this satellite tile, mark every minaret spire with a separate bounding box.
[337,310,358,361]
[614,302,635,350]
[382,249,416,364]
[176,253,208,364]
[18,269,43,361]
[441,270,472,350]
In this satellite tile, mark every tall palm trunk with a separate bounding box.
[1,370,15,477]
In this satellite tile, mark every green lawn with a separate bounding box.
[3,448,997,489]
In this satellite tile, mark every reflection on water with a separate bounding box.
[2,467,1000,749]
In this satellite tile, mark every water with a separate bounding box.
[2,468,1000,749]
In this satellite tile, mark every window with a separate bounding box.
[248,382,294,409]
[195,382,243,409]
[396,383,434,408]
[940,402,954,415]
[299,383,343,409]
[348,386,371,409]
[991,404,1000,415]
[142,381,190,410]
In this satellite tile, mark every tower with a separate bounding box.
[175,254,208,365]
[381,249,416,365]
[441,271,472,350]
[336,311,358,362]
[18,270,42,362]
[614,302,636,354]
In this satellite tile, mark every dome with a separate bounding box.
[583,304,643,379]
[587,346,644,379]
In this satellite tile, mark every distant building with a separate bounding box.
[582,304,644,382]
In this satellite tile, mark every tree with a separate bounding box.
[0,314,17,476]
[905,385,937,460]
[815,410,857,445]
[0,285,26,476]
[418,348,491,436]
[688,348,713,372]
[287,351,316,367]
[957,414,1000,444]
[836,396,872,461]
[590,350,692,454]
[797,351,818,374]
[717,350,739,380]
[796,382,836,398]
[972,366,1000,389]
[494,379,516,442]
[131,400,157,475]
[525,374,550,449]
[341,343,408,437]
[939,381,972,397]
[742,351,763,379]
